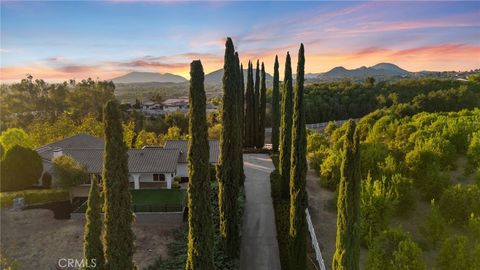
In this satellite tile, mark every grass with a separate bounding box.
[131,189,186,207]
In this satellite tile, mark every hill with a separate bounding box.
[315,63,410,81]
[205,68,274,84]
[112,72,188,84]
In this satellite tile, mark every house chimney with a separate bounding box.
[53,148,63,159]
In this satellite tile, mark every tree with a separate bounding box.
[271,55,280,152]
[289,44,307,269]
[217,37,240,257]
[0,145,43,192]
[391,239,426,270]
[257,62,267,149]
[102,100,135,269]
[437,235,471,270]
[52,155,89,188]
[83,177,105,270]
[235,53,245,186]
[254,60,260,148]
[0,128,33,152]
[135,130,158,148]
[333,120,361,270]
[244,61,255,148]
[186,60,215,270]
[279,52,293,199]
[420,199,447,248]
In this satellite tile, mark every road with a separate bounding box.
[239,154,281,270]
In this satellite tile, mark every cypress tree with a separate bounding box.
[186,60,214,270]
[332,119,361,270]
[236,54,245,186]
[279,52,293,199]
[244,61,255,148]
[253,60,260,148]
[271,55,280,152]
[257,62,266,149]
[289,44,307,270]
[102,99,135,270]
[217,37,240,257]
[83,177,104,270]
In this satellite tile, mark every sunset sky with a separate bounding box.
[1,1,479,82]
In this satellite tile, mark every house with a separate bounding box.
[36,134,219,197]
[164,139,219,179]
[161,98,189,113]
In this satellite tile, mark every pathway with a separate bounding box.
[239,154,281,270]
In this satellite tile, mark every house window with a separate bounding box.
[153,174,165,182]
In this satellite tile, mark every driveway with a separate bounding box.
[239,154,281,270]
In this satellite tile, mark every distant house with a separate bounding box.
[161,98,189,113]
[164,139,219,179]
[36,134,219,197]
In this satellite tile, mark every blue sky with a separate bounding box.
[1,1,479,81]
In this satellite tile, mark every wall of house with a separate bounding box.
[128,172,175,189]
[176,163,188,178]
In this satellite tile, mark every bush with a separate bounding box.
[269,170,290,270]
[52,155,89,188]
[0,145,43,192]
[419,199,448,249]
[366,227,425,270]
[361,175,395,246]
[0,188,69,208]
[0,128,33,152]
[389,174,416,216]
[172,180,180,189]
[319,149,341,190]
[438,184,480,226]
[42,172,52,188]
[436,235,471,270]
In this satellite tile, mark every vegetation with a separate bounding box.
[271,55,280,152]
[217,38,240,257]
[244,61,255,148]
[332,120,361,270]
[279,52,293,199]
[52,155,89,188]
[258,62,267,148]
[102,100,135,269]
[0,188,69,208]
[186,60,215,270]
[288,44,307,269]
[0,128,33,152]
[83,178,105,270]
[0,145,43,192]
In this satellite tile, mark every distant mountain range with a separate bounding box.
[204,68,273,84]
[111,63,447,84]
[309,63,410,81]
[112,72,188,84]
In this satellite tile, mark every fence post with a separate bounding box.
[305,208,327,270]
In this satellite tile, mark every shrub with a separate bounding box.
[0,128,33,152]
[436,235,471,270]
[0,188,69,208]
[366,227,425,270]
[52,155,89,188]
[0,145,43,192]
[389,174,416,216]
[438,184,480,226]
[269,170,290,270]
[172,180,180,189]
[319,149,341,190]
[468,131,480,166]
[42,173,52,188]
[419,199,448,249]
[361,175,395,246]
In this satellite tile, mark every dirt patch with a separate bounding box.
[1,209,179,269]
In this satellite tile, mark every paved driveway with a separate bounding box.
[239,154,281,270]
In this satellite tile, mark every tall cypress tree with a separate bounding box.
[103,99,135,269]
[244,61,255,148]
[236,54,245,186]
[271,55,280,152]
[279,52,293,199]
[257,62,267,149]
[253,60,260,148]
[289,44,307,270]
[186,60,214,270]
[83,177,104,270]
[217,37,240,257]
[332,119,361,270]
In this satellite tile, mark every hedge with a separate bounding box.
[0,188,69,208]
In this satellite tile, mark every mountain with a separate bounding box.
[112,72,187,84]
[205,68,274,84]
[319,63,410,80]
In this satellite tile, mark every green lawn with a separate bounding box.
[131,189,186,206]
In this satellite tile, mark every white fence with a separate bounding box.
[306,208,327,270]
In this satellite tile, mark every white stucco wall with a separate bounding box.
[176,163,188,178]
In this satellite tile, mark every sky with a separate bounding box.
[1,1,480,82]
